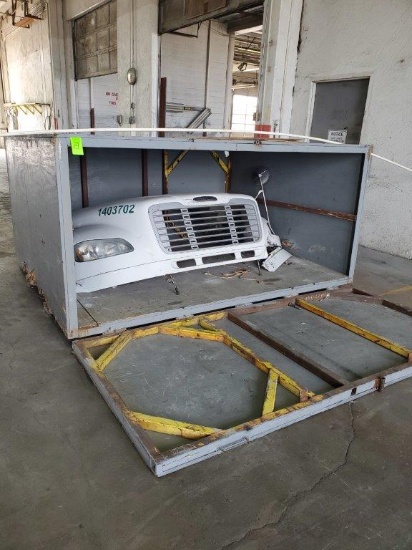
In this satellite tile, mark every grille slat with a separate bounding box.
[153,212,256,223]
[152,207,255,217]
[157,221,256,236]
[150,200,261,253]
[162,237,256,251]
[163,231,254,243]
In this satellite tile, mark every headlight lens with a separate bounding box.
[74,238,134,262]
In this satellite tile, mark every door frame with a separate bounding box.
[305,73,373,141]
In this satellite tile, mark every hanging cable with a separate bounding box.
[3,126,412,177]
[256,183,276,235]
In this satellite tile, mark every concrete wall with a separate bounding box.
[161,21,230,129]
[291,0,412,259]
[2,15,53,131]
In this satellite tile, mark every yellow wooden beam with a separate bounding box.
[262,370,278,415]
[257,358,314,400]
[199,318,314,400]
[166,150,189,176]
[93,326,160,372]
[126,411,216,439]
[94,332,134,372]
[296,298,411,359]
[166,312,226,330]
[225,156,232,193]
[198,318,225,333]
[210,151,229,174]
[159,325,224,341]
[130,326,160,339]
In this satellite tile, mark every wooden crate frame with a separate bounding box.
[73,289,412,476]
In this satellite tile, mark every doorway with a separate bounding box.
[310,78,369,144]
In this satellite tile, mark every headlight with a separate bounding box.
[74,238,134,262]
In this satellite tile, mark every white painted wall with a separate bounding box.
[2,1,230,134]
[117,0,159,129]
[65,0,109,20]
[257,0,302,133]
[161,21,230,129]
[291,0,412,259]
[76,73,119,128]
[2,16,53,131]
[48,1,230,133]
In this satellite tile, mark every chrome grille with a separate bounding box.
[150,201,261,253]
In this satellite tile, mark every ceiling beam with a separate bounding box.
[227,14,262,33]
[159,0,263,34]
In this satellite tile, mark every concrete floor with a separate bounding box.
[1,149,412,550]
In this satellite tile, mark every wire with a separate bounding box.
[2,126,412,176]
[256,183,276,235]
[369,153,412,174]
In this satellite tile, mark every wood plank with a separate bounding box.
[382,300,412,318]
[262,370,278,415]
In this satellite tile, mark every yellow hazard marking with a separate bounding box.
[296,298,411,359]
[262,370,278,415]
[126,411,216,439]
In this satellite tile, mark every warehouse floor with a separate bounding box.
[1,149,412,550]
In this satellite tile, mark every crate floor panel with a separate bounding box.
[77,256,344,329]
[239,307,402,381]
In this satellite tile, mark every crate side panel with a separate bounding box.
[5,137,69,330]
[231,151,365,274]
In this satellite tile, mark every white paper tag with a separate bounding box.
[327,130,347,144]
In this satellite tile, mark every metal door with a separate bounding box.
[310,79,369,144]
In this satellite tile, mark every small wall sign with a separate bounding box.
[327,130,347,144]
